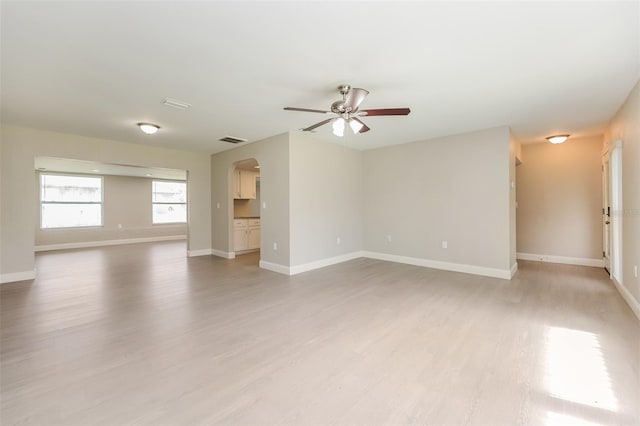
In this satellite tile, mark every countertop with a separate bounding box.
[234,216,260,219]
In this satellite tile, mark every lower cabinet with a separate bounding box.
[233,218,260,251]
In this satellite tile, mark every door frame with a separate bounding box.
[602,140,623,282]
[602,155,611,273]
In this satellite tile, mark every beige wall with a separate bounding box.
[363,126,513,274]
[35,173,187,247]
[516,136,603,260]
[0,125,211,279]
[289,132,363,266]
[605,80,640,306]
[210,133,290,266]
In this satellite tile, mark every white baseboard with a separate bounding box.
[211,249,235,259]
[260,251,513,279]
[611,276,640,321]
[1,269,36,284]
[362,251,513,279]
[511,262,518,278]
[259,260,290,275]
[35,235,187,252]
[187,248,212,257]
[289,251,364,275]
[517,252,604,268]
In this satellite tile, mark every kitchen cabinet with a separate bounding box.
[233,218,260,252]
[234,169,258,199]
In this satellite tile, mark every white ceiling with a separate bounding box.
[2,2,638,153]
[35,157,187,180]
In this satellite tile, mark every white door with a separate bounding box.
[602,156,611,273]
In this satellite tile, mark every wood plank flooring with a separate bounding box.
[1,241,638,425]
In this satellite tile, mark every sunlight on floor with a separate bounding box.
[545,411,604,426]
[544,326,617,413]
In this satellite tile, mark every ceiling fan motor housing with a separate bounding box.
[331,100,348,114]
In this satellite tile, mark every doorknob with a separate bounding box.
[605,221,610,225]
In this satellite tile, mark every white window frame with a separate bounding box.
[40,173,104,229]
[152,180,187,225]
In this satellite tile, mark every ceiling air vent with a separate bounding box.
[219,136,248,144]
[162,98,192,110]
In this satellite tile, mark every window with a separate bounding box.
[152,180,187,224]
[40,174,103,228]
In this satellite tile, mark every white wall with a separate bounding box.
[0,125,211,282]
[363,126,513,277]
[35,173,187,248]
[289,132,363,267]
[605,80,640,312]
[516,136,603,262]
[210,133,290,266]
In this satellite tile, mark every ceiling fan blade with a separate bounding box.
[352,117,370,133]
[284,107,330,114]
[302,118,333,131]
[344,88,369,111]
[359,108,411,116]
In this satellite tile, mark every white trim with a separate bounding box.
[362,251,512,279]
[259,260,290,275]
[517,252,605,268]
[611,276,640,321]
[35,235,186,252]
[1,269,36,284]
[259,251,514,279]
[187,248,212,257]
[510,262,518,278]
[211,249,235,259]
[602,139,623,156]
[289,251,364,275]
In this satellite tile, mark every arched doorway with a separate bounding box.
[230,158,260,264]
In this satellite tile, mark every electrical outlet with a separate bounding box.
[216,202,220,209]
[263,202,266,209]
[117,224,122,229]
[386,235,392,243]
[635,265,638,278]
[336,237,341,245]
[442,240,448,249]
[273,242,278,251]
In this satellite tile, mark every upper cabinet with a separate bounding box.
[234,169,258,199]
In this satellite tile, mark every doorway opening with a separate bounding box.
[34,157,189,256]
[231,158,260,264]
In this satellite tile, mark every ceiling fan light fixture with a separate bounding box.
[137,122,160,135]
[349,119,363,134]
[546,134,569,144]
[332,118,345,137]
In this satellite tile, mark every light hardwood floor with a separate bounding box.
[1,242,638,425]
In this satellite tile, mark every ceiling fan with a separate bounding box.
[284,85,411,136]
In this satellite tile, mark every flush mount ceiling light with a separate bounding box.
[137,123,160,135]
[546,134,570,144]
